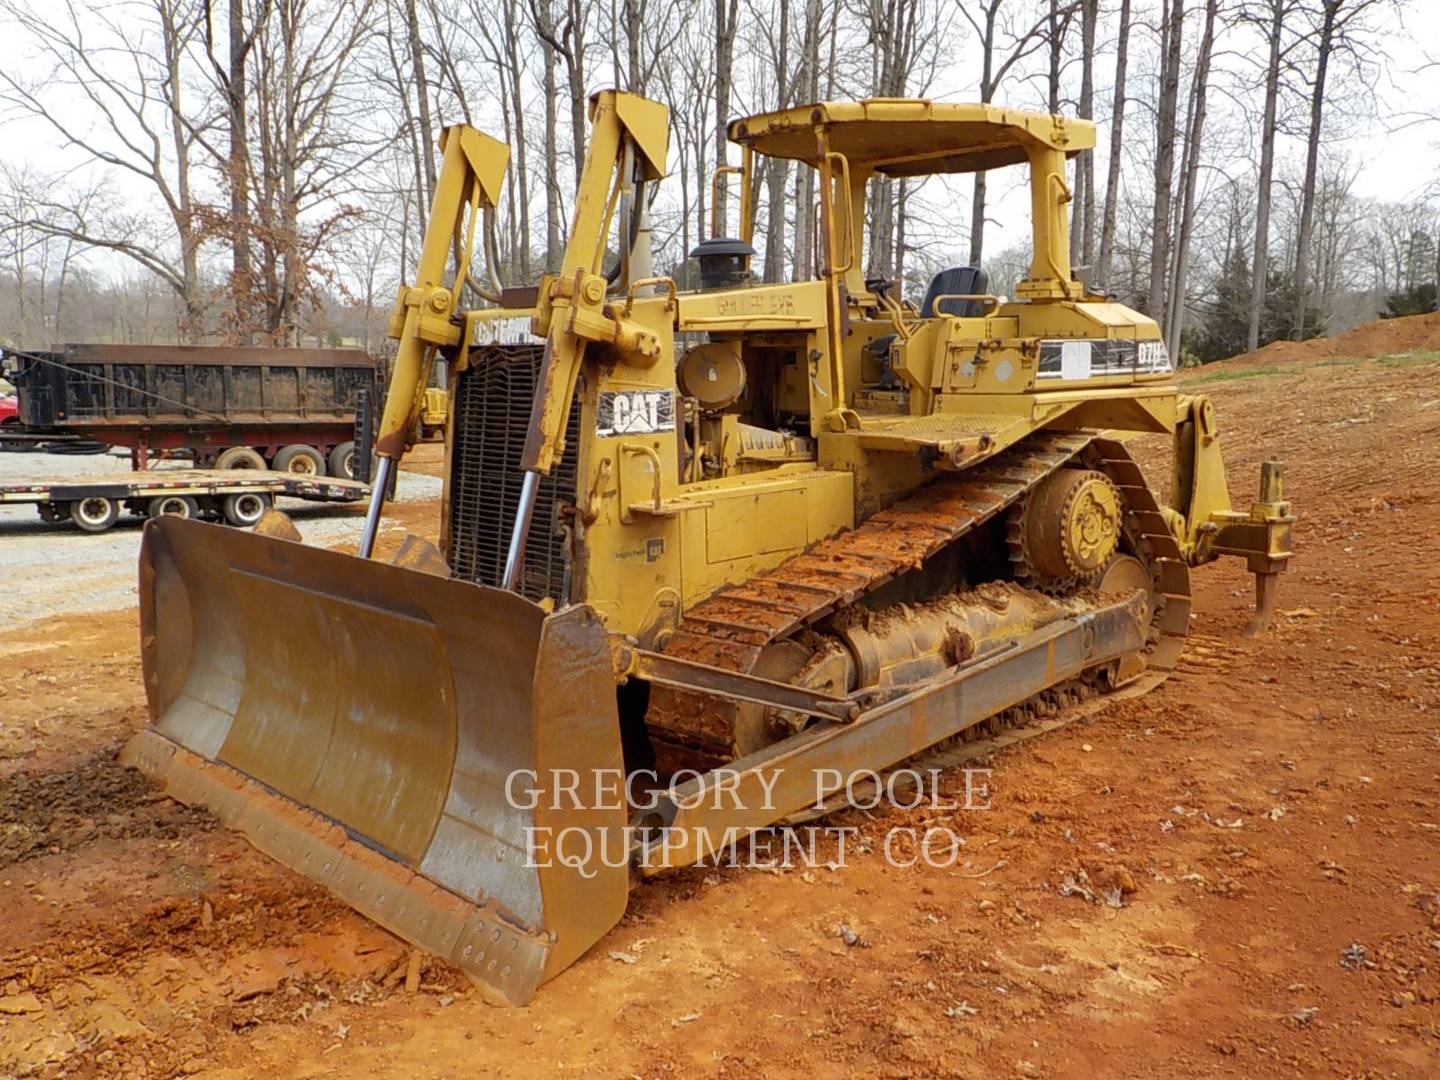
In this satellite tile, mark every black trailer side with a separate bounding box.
[7,345,379,474]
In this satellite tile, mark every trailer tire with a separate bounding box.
[216,446,267,471]
[0,419,24,452]
[48,440,109,456]
[148,494,200,520]
[71,496,120,533]
[274,444,326,476]
[328,441,357,479]
[222,491,271,528]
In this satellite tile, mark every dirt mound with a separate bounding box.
[1221,310,1440,367]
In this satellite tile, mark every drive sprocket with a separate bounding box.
[1008,467,1123,591]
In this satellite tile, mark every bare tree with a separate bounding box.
[861,0,947,280]
[1148,0,1185,319]
[530,0,593,186]
[203,0,268,343]
[1072,0,1097,269]
[1095,0,1132,287]
[1290,0,1387,338]
[0,0,213,339]
[533,0,566,268]
[791,0,824,279]
[955,0,1072,266]
[712,0,741,229]
[1243,0,1302,351]
[1165,0,1219,356]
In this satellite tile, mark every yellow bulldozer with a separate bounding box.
[122,93,1293,1005]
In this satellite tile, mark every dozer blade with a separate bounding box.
[119,516,628,1006]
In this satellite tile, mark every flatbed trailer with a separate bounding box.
[0,469,371,533]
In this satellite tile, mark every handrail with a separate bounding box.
[709,165,743,239]
[620,443,663,513]
[1044,172,1076,298]
[823,151,855,276]
[930,293,1003,318]
[622,276,678,316]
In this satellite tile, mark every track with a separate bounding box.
[647,432,1191,768]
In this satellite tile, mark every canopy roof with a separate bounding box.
[728,99,1095,176]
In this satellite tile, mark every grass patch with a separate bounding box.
[1182,349,1440,384]
[1184,364,1290,385]
[1378,350,1440,367]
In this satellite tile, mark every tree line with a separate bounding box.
[0,0,1434,362]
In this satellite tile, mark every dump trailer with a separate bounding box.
[0,469,370,532]
[6,344,376,476]
[122,95,1294,1005]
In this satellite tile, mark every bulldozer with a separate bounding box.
[121,94,1293,1005]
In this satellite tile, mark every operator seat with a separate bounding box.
[862,266,993,393]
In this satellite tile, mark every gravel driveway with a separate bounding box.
[0,449,442,626]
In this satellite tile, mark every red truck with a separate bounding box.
[0,389,19,449]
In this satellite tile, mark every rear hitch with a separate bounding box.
[1201,460,1294,635]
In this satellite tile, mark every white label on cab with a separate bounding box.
[1060,340,1093,380]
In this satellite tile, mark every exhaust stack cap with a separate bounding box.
[690,237,755,290]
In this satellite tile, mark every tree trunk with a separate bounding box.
[792,0,821,279]
[565,0,587,186]
[1046,0,1063,113]
[1096,0,1131,287]
[1148,0,1184,320]
[763,0,790,282]
[1165,0,1217,358]
[227,0,253,343]
[405,0,436,205]
[1248,0,1285,351]
[969,6,998,267]
[279,0,300,344]
[504,1,532,279]
[536,1,563,269]
[1076,0,1097,267]
[713,0,739,233]
[1291,0,1339,339]
[163,3,201,342]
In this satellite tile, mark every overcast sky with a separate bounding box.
[3,0,1438,283]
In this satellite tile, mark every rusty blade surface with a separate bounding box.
[123,516,629,1005]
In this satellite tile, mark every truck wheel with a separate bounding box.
[222,491,271,527]
[147,494,200,520]
[0,419,24,452]
[274,444,326,476]
[328,441,357,479]
[216,446,267,471]
[71,496,120,533]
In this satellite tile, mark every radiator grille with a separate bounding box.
[447,345,579,604]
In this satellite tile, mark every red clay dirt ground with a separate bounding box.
[1,347,1438,1078]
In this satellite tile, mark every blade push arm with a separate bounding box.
[502,90,669,589]
[358,125,509,557]
[521,90,670,475]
